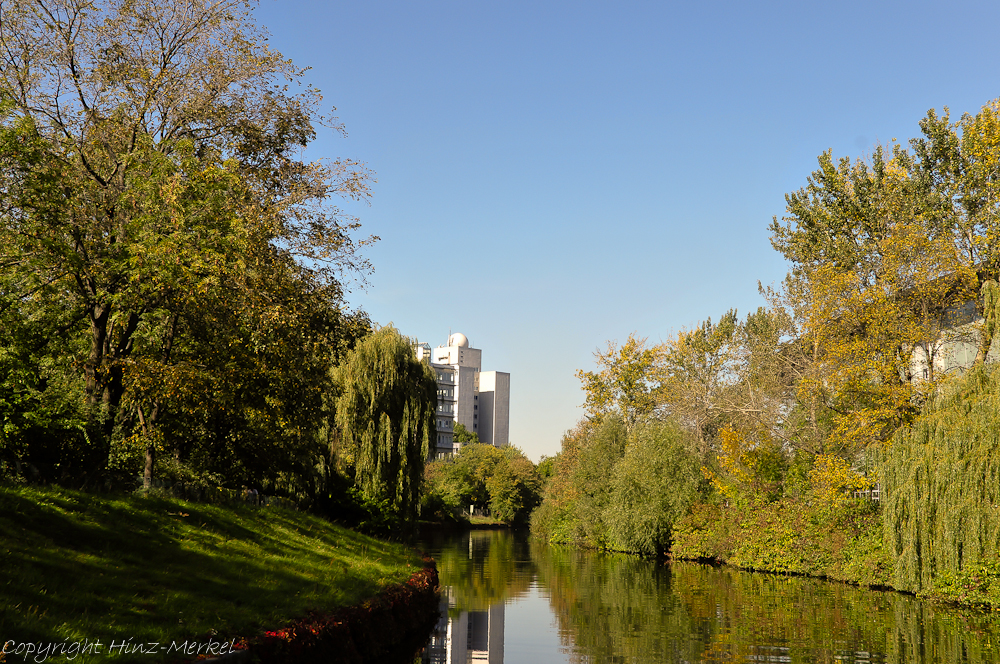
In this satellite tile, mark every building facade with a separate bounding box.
[416,332,510,458]
[909,300,1000,381]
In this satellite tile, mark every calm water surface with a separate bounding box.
[417,529,1000,664]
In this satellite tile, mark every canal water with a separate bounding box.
[417,529,1000,664]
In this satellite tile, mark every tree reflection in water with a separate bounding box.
[421,530,529,664]
[419,530,1000,664]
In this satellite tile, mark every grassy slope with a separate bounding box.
[0,485,423,651]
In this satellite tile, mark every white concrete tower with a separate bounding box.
[418,332,509,457]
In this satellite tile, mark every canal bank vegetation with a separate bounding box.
[422,426,543,526]
[533,98,1000,609]
[0,483,424,652]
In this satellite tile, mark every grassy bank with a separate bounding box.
[0,485,424,657]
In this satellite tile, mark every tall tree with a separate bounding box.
[658,311,739,458]
[0,0,371,453]
[335,327,437,527]
[882,361,1000,593]
[576,333,660,429]
[908,102,1000,363]
[769,128,990,453]
[0,0,373,481]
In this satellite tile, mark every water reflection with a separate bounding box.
[423,589,505,664]
[418,529,1000,664]
[420,530,526,664]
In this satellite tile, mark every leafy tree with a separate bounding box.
[530,422,591,543]
[335,326,437,528]
[424,442,542,524]
[533,414,704,554]
[487,447,542,524]
[907,102,1000,363]
[605,419,701,556]
[659,311,739,459]
[0,0,372,481]
[453,422,480,444]
[882,361,1000,593]
[769,101,1000,453]
[569,416,628,547]
[536,455,556,482]
[428,443,497,511]
[576,333,660,428]
[705,426,788,506]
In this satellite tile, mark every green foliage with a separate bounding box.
[767,101,1000,452]
[0,0,375,497]
[706,426,789,505]
[452,422,480,444]
[423,442,542,525]
[659,311,739,457]
[605,420,701,556]
[882,362,1000,593]
[672,496,892,587]
[426,442,496,509]
[927,560,1000,609]
[576,333,660,427]
[335,327,437,529]
[536,455,556,481]
[571,416,628,547]
[488,449,542,524]
[533,415,703,555]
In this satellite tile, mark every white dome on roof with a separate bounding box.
[449,332,469,348]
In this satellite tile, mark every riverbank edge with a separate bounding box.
[667,552,902,592]
[216,557,441,664]
[536,534,920,604]
[419,520,512,532]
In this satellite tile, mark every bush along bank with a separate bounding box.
[235,559,440,664]
[670,496,893,589]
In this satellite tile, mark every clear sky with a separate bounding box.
[254,0,1000,461]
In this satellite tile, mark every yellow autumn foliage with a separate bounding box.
[808,454,872,506]
[706,427,786,505]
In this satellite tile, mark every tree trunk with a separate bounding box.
[975,280,998,365]
[85,303,111,408]
[139,406,154,490]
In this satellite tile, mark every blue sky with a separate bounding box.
[255,0,1000,461]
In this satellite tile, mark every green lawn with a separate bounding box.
[0,485,423,660]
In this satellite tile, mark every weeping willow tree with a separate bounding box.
[335,326,437,526]
[882,339,1000,593]
[605,419,702,556]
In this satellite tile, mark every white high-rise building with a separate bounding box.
[415,332,510,458]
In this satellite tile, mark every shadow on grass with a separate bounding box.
[0,485,420,654]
